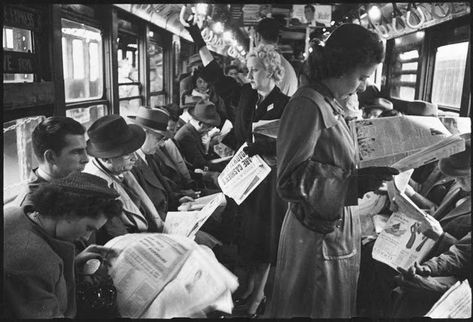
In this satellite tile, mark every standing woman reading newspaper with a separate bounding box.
[268,24,398,318]
[180,8,289,317]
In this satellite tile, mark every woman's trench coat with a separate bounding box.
[268,83,361,318]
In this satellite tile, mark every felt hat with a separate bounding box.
[87,115,145,158]
[127,106,170,135]
[363,98,393,112]
[439,138,471,177]
[188,100,221,126]
[405,100,438,116]
[162,103,182,122]
[50,172,119,199]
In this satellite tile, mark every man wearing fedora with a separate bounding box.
[127,106,197,213]
[174,100,223,172]
[362,97,395,119]
[83,114,164,244]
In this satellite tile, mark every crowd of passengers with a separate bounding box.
[3,16,471,319]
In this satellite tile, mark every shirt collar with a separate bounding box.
[36,167,54,182]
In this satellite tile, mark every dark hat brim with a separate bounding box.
[86,124,146,158]
[439,157,471,177]
[188,108,221,127]
[126,116,170,137]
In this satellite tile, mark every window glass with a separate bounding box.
[3,116,45,203]
[400,74,416,82]
[399,87,415,101]
[66,105,107,134]
[118,33,141,117]
[431,42,469,109]
[149,42,164,93]
[401,62,418,71]
[399,50,419,60]
[3,26,34,83]
[150,95,166,109]
[62,19,103,102]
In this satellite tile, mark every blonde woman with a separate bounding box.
[182,13,289,317]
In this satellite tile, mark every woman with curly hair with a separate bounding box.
[267,24,398,318]
[182,13,289,317]
[4,172,123,318]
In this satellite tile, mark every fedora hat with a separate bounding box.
[363,98,393,112]
[406,100,438,116]
[127,106,169,135]
[439,138,471,177]
[87,115,145,158]
[188,100,221,126]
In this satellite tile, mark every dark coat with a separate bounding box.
[174,123,220,171]
[200,59,289,263]
[4,206,76,318]
[131,154,169,221]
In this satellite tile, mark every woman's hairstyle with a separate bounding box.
[303,23,385,82]
[247,44,285,83]
[30,183,123,220]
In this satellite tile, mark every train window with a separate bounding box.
[118,33,142,117]
[65,105,107,132]
[3,116,45,203]
[389,32,423,101]
[149,41,164,108]
[3,25,34,83]
[61,19,104,102]
[431,41,469,109]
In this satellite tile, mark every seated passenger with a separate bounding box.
[13,116,89,207]
[174,100,223,172]
[126,107,172,219]
[84,115,164,244]
[362,97,394,119]
[392,232,471,317]
[4,172,122,319]
[358,140,471,317]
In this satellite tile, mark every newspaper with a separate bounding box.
[105,233,238,318]
[425,280,471,318]
[164,193,226,238]
[373,170,436,271]
[178,192,227,212]
[217,143,271,205]
[438,116,471,135]
[350,115,454,168]
[252,119,280,139]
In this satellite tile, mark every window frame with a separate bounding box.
[424,19,470,114]
[60,5,111,118]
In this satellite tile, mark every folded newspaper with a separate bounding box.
[425,279,471,318]
[349,115,464,169]
[252,119,280,139]
[165,193,226,239]
[104,233,238,318]
[217,143,271,205]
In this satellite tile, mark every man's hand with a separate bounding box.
[418,214,444,241]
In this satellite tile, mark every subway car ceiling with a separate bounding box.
[2,2,471,121]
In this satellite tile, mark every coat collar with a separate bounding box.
[298,84,343,129]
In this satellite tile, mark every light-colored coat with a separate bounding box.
[268,84,361,318]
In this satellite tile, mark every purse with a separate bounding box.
[76,258,118,318]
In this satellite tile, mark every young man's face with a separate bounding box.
[51,134,89,178]
[56,212,108,242]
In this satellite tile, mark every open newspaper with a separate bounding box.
[104,233,238,318]
[350,115,457,168]
[372,135,466,271]
[164,193,226,239]
[425,279,471,318]
[217,143,271,205]
[438,116,471,135]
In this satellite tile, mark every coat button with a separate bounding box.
[336,219,343,228]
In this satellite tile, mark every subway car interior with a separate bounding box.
[2,2,472,319]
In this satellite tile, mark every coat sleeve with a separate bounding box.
[277,96,354,226]
[5,262,64,318]
[200,60,240,107]
[423,232,471,279]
